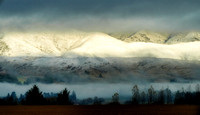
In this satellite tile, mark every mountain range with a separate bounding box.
[0,30,200,84]
[109,30,200,44]
[0,31,200,58]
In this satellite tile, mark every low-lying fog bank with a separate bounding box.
[0,82,199,99]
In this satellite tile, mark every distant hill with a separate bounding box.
[109,30,169,43]
[166,32,200,44]
[109,30,200,44]
[0,31,200,59]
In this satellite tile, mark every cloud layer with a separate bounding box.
[0,0,200,32]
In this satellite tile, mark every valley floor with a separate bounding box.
[0,105,199,115]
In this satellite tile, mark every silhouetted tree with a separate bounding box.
[11,92,17,101]
[174,91,181,104]
[132,85,140,104]
[148,86,156,104]
[0,98,5,105]
[111,92,120,105]
[93,96,104,105]
[174,88,185,104]
[157,88,165,104]
[80,98,93,105]
[6,93,12,104]
[25,85,45,105]
[3,93,17,105]
[57,88,72,105]
[19,94,25,104]
[165,87,172,104]
[195,84,200,104]
[185,85,193,104]
[140,91,146,104]
[2,83,200,105]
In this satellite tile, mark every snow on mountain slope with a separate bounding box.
[108,32,135,41]
[68,36,200,60]
[66,33,130,57]
[0,31,200,60]
[0,32,91,56]
[124,30,169,43]
[0,31,200,84]
[109,31,200,44]
[109,30,169,43]
[127,42,200,60]
[166,32,200,44]
[1,56,200,84]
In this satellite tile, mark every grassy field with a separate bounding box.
[0,105,199,115]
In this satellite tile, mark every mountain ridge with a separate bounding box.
[0,56,199,84]
[0,31,200,60]
[109,30,200,44]
[0,31,200,84]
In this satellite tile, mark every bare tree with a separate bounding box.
[132,85,140,104]
[148,85,156,104]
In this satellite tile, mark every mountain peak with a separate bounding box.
[166,31,200,44]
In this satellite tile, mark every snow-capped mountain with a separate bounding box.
[0,31,200,84]
[109,30,200,44]
[166,32,200,44]
[0,31,200,60]
[110,30,169,43]
[0,32,90,56]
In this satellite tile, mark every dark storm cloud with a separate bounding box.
[0,0,133,16]
[0,0,200,32]
[1,0,199,17]
[0,0,4,5]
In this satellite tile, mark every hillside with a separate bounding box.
[0,56,200,84]
[0,32,91,56]
[0,31,200,60]
[110,30,169,43]
[109,31,200,44]
[166,32,200,44]
[0,31,200,84]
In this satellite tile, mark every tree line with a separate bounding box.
[128,84,200,105]
[0,84,200,105]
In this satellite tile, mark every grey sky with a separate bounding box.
[0,0,200,32]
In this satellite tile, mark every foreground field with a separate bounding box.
[0,105,199,115]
